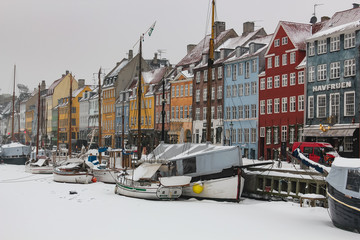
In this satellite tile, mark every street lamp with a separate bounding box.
[229,121,233,146]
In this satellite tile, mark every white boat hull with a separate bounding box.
[93,168,120,184]
[25,165,53,174]
[182,175,245,201]
[53,171,94,184]
[115,178,182,200]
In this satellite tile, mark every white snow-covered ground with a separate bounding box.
[0,164,358,240]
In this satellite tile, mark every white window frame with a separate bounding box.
[308,42,315,56]
[260,127,265,138]
[298,71,304,84]
[267,99,272,114]
[344,59,356,77]
[330,93,340,117]
[308,66,315,82]
[344,91,355,116]
[251,82,257,95]
[282,37,288,45]
[290,52,296,64]
[260,100,265,115]
[282,74,288,87]
[344,32,356,49]
[290,73,296,86]
[260,78,265,90]
[317,64,327,81]
[267,57,272,69]
[274,75,280,88]
[308,96,314,119]
[318,39,327,55]
[298,95,304,111]
[218,67,223,79]
[290,96,296,112]
[330,62,340,79]
[317,94,326,118]
[282,97,288,113]
[330,36,340,52]
[282,54,287,66]
[274,98,280,113]
[281,125,287,143]
[267,77,273,89]
[275,56,280,67]
[274,39,280,47]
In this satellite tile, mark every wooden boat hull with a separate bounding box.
[115,178,182,200]
[182,175,245,202]
[25,165,53,174]
[327,184,360,233]
[93,168,120,184]
[1,156,28,165]
[53,171,94,184]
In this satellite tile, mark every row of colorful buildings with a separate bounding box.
[1,4,360,158]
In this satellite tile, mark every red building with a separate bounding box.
[258,21,311,160]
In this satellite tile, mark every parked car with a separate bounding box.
[291,142,339,165]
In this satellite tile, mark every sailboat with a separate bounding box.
[53,73,95,184]
[25,83,53,174]
[0,65,31,165]
[92,68,123,183]
[114,29,191,200]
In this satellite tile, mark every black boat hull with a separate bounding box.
[327,184,360,233]
[1,156,28,165]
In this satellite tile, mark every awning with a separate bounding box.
[303,128,356,137]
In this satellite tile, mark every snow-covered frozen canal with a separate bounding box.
[0,164,358,240]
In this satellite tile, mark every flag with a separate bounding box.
[148,21,156,36]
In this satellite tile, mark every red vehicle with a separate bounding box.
[291,142,339,165]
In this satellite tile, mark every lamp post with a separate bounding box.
[230,121,233,146]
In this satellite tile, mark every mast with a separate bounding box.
[98,68,102,164]
[161,77,165,142]
[137,35,143,161]
[121,98,125,149]
[57,106,60,153]
[206,0,215,143]
[68,73,73,156]
[36,84,40,156]
[11,65,16,142]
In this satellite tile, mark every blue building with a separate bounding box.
[304,6,360,157]
[115,90,130,149]
[223,35,271,159]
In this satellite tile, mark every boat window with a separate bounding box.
[183,157,196,174]
[346,169,360,192]
[303,147,313,154]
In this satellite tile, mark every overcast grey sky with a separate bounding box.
[0,0,357,95]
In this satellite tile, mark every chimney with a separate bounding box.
[187,44,196,54]
[353,3,359,8]
[321,16,330,22]
[78,79,85,89]
[128,49,133,60]
[66,70,69,75]
[214,21,226,38]
[41,80,46,91]
[243,22,255,36]
[153,53,158,64]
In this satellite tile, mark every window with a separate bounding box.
[171,86,175,98]
[217,86,222,99]
[184,106,188,118]
[290,52,296,64]
[203,88,207,101]
[251,82,257,95]
[226,107,230,120]
[274,39,280,47]
[330,62,340,79]
[185,85,188,96]
[282,54,287,66]
[217,106,222,119]
[245,83,250,96]
[308,96,314,119]
[180,85,184,97]
[274,98,280,113]
[238,84,243,96]
[245,61,250,78]
[289,127,295,144]
[260,100,265,115]
[267,57,272,69]
[176,85,179,97]
[232,64,237,80]
[245,105,250,119]
[202,107,207,120]
[346,169,360,192]
[330,93,340,117]
[196,72,200,83]
[290,73,296,85]
[260,127,265,138]
[267,77,273,89]
[308,42,315,56]
[251,104,256,118]
[226,65,231,78]
[344,137,354,152]
[251,128,256,143]
[266,128,272,145]
[282,97,288,113]
[232,85,237,97]
[203,70,208,82]
[273,127,279,144]
[308,66,315,82]
[275,56,279,67]
[244,129,250,143]
[282,74,288,87]
[260,78,265,90]
[298,95,304,111]
[282,37,288,45]
[290,96,296,112]
[318,39,327,54]
[344,59,356,77]
[317,94,326,118]
[344,32,356,49]
[218,67,223,79]
[211,87,215,100]
[238,129,243,143]
[180,106,183,119]
[195,89,200,102]
[226,86,231,98]
[175,106,179,119]
[212,68,215,80]
[344,91,355,116]
[232,106,237,119]
[238,63,244,75]
[238,105,243,119]
[281,125,287,142]
[267,99,272,114]
[274,75,280,88]
[252,59,257,73]
[330,36,340,52]
[189,85,193,96]
[317,64,327,81]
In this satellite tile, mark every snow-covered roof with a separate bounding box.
[280,21,312,50]
[308,20,360,41]
[296,57,306,69]
[142,67,167,84]
[108,59,129,78]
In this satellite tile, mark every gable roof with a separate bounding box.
[47,76,65,96]
[142,67,168,85]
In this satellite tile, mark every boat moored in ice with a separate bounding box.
[53,158,94,184]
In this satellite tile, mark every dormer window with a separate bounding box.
[249,44,254,54]
[236,47,241,57]
[282,37,288,45]
[202,54,208,65]
[274,39,280,47]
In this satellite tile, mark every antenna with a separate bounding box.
[313,3,324,16]
[157,49,166,59]
[310,4,323,24]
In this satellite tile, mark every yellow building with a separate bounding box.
[25,109,34,143]
[46,71,78,145]
[57,85,91,150]
[102,81,116,148]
